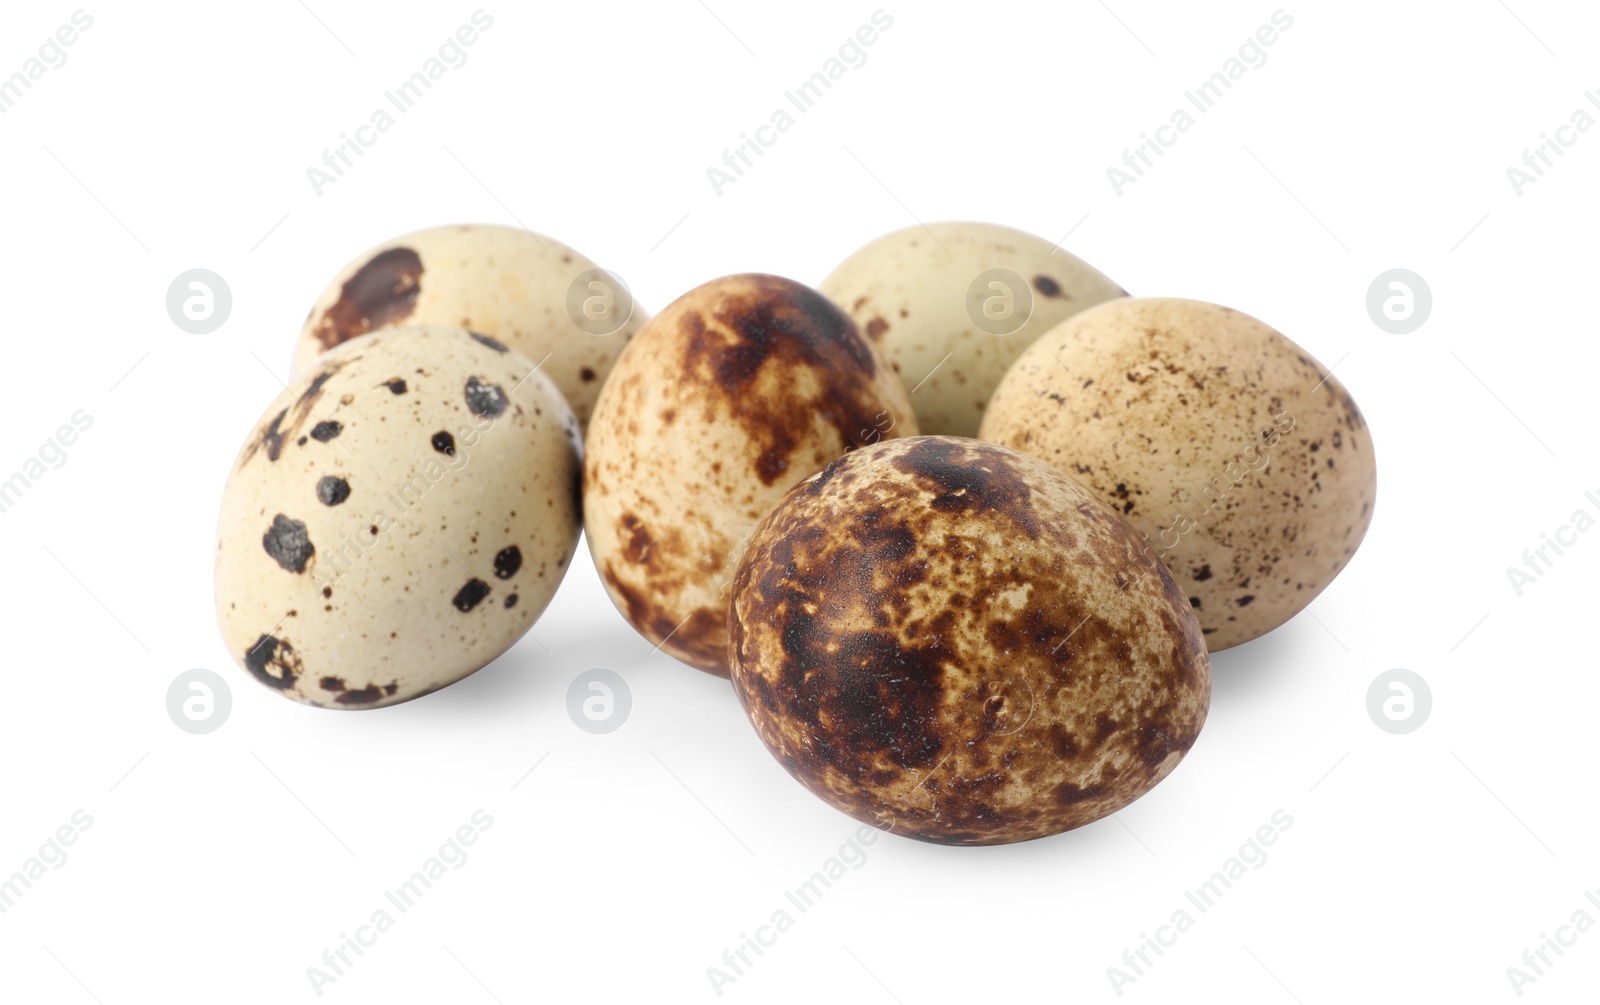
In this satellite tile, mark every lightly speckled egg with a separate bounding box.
[979,297,1378,652]
[583,273,918,677]
[819,221,1126,438]
[216,326,581,708]
[289,223,650,428]
[728,437,1210,846]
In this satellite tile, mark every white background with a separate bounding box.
[0,1,1595,1002]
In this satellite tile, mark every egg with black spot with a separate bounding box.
[979,297,1378,651]
[819,222,1125,437]
[583,274,918,676]
[290,224,650,429]
[729,437,1210,845]
[216,325,581,708]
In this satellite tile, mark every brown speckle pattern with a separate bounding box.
[729,438,1210,845]
[583,273,918,676]
[979,297,1378,651]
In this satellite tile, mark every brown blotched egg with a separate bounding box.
[216,326,580,708]
[290,223,649,428]
[584,273,917,676]
[729,437,1210,846]
[979,297,1378,651]
[819,222,1125,438]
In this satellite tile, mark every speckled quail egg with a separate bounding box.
[728,437,1210,846]
[584,273,918,676]
[217,325,581,708]
[290,223,649,428]
[979,297,1378,652]
[819,222,1125,438]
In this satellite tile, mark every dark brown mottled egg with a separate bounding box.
[216,326,581,708]
[583,274,917,676]
[979,297,1378,651]
[728,437,1210,845]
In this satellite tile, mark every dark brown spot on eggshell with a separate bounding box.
[262,514,315,573]
[316,476,350,506]
[468,331,509,353]
[452,578,491,611]
[464,376,507,418]
[248,409,290,465]
[493,545,521,579]
[311,246,423,351]
[889,436,1038,539]
[244,634,302,691]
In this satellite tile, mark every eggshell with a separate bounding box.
[819,222,1125,437]
[583,273,917,676]
[979,297,1377,651]
[729,437,1210,845]
[290,224,648,428]
[216,326,580,708]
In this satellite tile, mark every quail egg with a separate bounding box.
[729,437,1210,845]
[584,273,917,676]
[216,326,580,708]
[979,297,1378,651]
